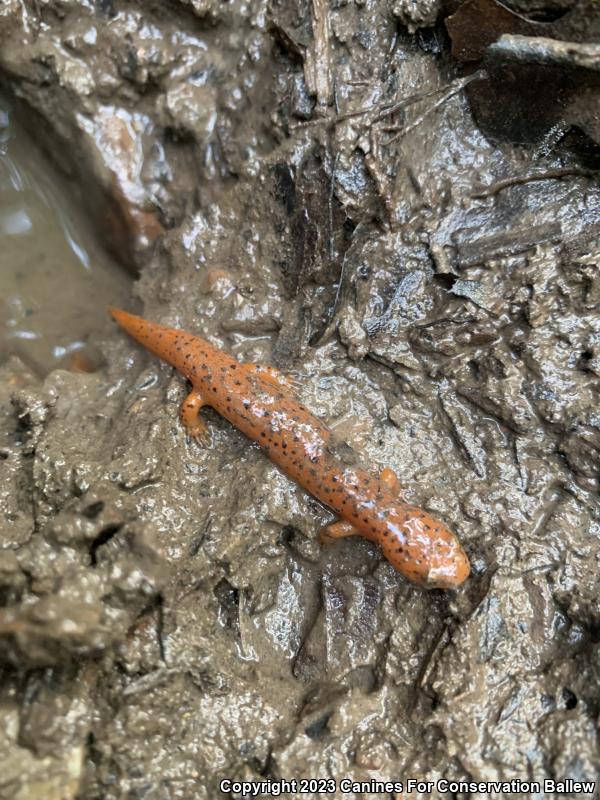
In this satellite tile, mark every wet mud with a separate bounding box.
[0,0,599,798]
[0,95,130,376]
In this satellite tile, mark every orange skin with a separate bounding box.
[109,308,470,589]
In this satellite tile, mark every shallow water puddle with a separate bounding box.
[0,95,129,376]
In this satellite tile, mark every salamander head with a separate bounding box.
[380,505,470,590]
[421,528,471,589]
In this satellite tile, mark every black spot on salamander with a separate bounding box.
[260,432,266,438]
[212,387,217,392]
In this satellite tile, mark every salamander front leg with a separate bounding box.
[245,364,300,396]
[180,388,211,446]
[319,520,360,544]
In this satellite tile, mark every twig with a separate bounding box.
[305,0,333,108]
[385,70,487,144]
[328,151,339,262]
[291,69,488,131]
[471,167,597,198]
[363,127,395,225]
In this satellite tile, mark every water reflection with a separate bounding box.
[0,96,129,375]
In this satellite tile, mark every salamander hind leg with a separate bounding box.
[244,364,300,396]
[379,467,405,500]
[180,388,211,446]
[319,520,360,544]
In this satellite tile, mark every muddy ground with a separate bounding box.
[0,0,600,798]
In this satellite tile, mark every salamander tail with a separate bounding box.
[109,307,166,350]
[108,307,193,373]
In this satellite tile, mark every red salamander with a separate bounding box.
[110,308,470,589]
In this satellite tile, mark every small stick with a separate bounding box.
[305,0,333,108]
[291,70,487,130]
[471,167,597,198]
[385,71,487,144]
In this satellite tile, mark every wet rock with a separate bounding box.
[429,572,599,782]
[95,671,286,799]
[178,0,225,22]
[0,509,166,667]
[0,698,85,800]
[561,412,600,483]
[0,0,274,269]
[438,381,487,478]
[0,358,37,548]
[393,0,442,32]
[538,712,599,790]
[456,17,600,148]
[164,81,218,142]
[337,306,369,360]
[18,665,96,758]
[455,366,539,434]
[550,507,600,627]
